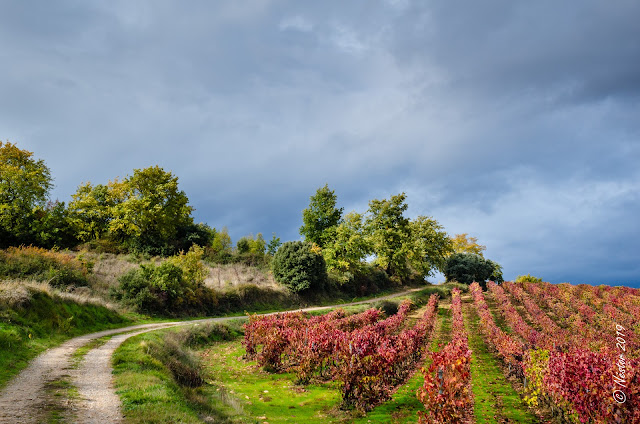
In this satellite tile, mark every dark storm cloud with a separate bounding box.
[0,0,638,286]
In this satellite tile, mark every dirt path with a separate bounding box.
[0,288,422,423]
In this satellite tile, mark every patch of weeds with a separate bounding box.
[43,376,79,423]
[71,335,113,368]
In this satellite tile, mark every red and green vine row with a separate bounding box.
[417,288,473,423]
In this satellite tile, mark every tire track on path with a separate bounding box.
[0,288,422,423]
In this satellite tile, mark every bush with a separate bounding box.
[373,299,399,316]
[444,253,494,287]
[271,241,328,293]
[0,246,89,287]
[515,274,543,283]
[329,264,394,297]
[112,255,217,316]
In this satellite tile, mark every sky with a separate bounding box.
[1,1,639,286]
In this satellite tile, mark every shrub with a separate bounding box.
[112,255,217,316]
[271,241,328,293]
[0,246,89,287]
[515,274,543,283]
[444,253,494,287]
[373,299,399,316]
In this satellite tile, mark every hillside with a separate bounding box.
[0,281,129,388]
[110,281,639,423]
[1,245,638,423]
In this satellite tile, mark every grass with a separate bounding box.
[113,330,210,424]
[203,340,346,423]
[43,376,80,423]
[113,322,249,424]
[71,335,114,368]
[0,281,131,389]
[351,303,449,424]
[463,295,538,423]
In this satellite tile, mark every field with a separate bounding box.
[2,274,638,423]
[139,281,639,423]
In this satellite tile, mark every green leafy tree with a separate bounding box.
[365,193,411,280]
[68,183,115,242]
[487,259,504,283]
[109,166,194,255]
[322,211,371,275]
[0,142,53,246]
[266,233,282,256]
[272,241,328,293]
[444,253,494,287]
[450,233,486,257]
[300,184,343,247]
[180,222,216,250]
[210,227,233,263]
[236,237,251,254]
[515,274,542,283]
[407,216,453,280]
[33,201,77,249]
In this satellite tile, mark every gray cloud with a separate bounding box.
[0,1,638,286]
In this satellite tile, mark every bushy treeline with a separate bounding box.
[0,142,280,261]
[0,142,210,255]
[295,185,453,291]
[291,185,503,294]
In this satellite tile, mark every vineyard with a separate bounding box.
[203,282,639,423]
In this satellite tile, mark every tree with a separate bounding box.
[210,227,233,263]
[236,237,251,254]
[180,222,216,250]
[299,184,343,247]
[450,233,486,257]
[322,211,370,276]
[0,142,53,246]
[487,260,504,284]
[365,193,411,280]
[407,216,453,280]
[68,183,114,242]
[109,166,194,255]
[266,233,282,256]
[444,253,494,287]
[33,201,77,249]
[272,241,328,293]
[515,274,542,283]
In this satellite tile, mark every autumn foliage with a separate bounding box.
[243,296,439,412]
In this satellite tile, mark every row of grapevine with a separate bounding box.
[337,294,439,411]
[519,281,608,352]
[487,281,640,423]
[469,282,523,375]
[417,288,473,423]
[487,281,551,349]
[243,307,383,371]
[242,297,440,412]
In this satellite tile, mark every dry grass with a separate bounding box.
[85,252,138,295]
[0,280,118,310]
[85,252,283,292]
[203,263,282,292]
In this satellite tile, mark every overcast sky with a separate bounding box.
[1,1,638,286]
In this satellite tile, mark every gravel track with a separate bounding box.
[0,288,421,423]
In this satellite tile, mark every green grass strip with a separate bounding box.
[463,296,537,424]
[204,341,343,423]
[112,330,211,424]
